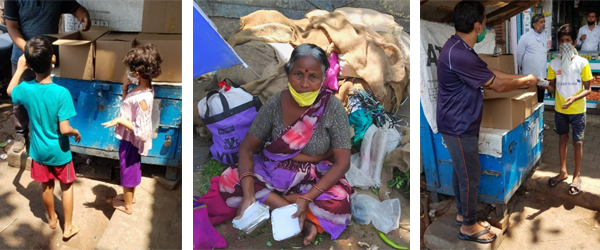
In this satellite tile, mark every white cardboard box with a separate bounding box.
[64,0,143,32]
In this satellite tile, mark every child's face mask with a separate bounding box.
[127,70,139,85]
[559,43,578,75]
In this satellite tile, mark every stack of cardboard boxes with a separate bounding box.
[480,54,539,130]
[55,0,182,83]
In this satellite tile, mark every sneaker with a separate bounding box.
[12,134,25,153]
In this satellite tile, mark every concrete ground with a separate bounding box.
[0,158,182,250]
[0,92,182,250]
[422,110,600,250]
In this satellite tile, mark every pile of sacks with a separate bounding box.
[214,7,410,113]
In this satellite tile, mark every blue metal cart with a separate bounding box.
[53,77,182,180]
[421,102,544,212]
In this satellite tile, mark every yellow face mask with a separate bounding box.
[288,82,320,107]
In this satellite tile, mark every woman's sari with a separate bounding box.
[219,90,354,239]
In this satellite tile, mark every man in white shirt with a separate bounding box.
[577,11,600,51]
[517,14,548,104]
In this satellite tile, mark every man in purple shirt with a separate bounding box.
[436,0,538,244]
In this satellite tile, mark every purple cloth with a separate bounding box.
[436,35,495,137]
[119,140,142,188]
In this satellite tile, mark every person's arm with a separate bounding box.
[235,134,263,218]
[71,6,90,31]
[485,68,538,92]
[7,55,28,97]
[292,148,350,228]
[543,64,557,93]
[121,78,133,99]
[101,100,148,132]
[5,20,26,51]
[233,98,273,218]
[564,80,592,109]
[303,148,350,201]
[577,28,584,46]
[4,0,26,51]
[516,36,526,72]
[563,64,593,109]
[59,120,81,142]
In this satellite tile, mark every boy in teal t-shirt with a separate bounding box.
[7,36,82,240]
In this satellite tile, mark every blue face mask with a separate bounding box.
[476,27,487,43]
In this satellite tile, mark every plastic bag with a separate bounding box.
[346,124,388,189]
[351,194,400,234]
[197,82,254,117]
[385,125,402,155]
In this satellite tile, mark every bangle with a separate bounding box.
[239,172,254,181]
[312,184,325,193]
[299,195,313,202]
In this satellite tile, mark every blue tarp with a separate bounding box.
[193,2,247,78]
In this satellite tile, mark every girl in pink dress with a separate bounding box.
[102,44,163,214]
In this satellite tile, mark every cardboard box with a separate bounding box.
[481,91,537,130]
[480,54,515,74]
[136,33,182,82]
[51,27,109,80]
[484,86,537,99]
[142,0,182,34]
[95,32,137,82]
[64,0,144,32]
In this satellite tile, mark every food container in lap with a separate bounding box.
[271,204,302,241]
[232,202,270,234]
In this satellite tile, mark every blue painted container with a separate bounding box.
[53,77,182,180]
[421,102,544,205]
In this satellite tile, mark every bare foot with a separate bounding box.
[63,224,80,240]
[113,194,136,204]
[302,220,318,246]
[456,215,490,228]
[46,212,58,229]
[113,200,133,215]
[460,223,496,241]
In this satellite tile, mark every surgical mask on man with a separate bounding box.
[559,43,577,75]
[476,27,487,43]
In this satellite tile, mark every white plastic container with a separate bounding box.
[232,202,270,234]
[538,79,549,87]
[271,204,302,241]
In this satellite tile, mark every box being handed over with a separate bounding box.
[481,90,538,130]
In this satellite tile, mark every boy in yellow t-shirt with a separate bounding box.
[544,24,592,195]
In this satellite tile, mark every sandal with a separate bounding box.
[548,176,568,187]
[569,177,582,195]
[458,228,496,243]
[455,220,491,230]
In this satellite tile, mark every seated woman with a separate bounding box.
[219,44,354,245]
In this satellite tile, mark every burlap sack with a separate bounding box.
[229,10,408,104]
[216,41,280,86]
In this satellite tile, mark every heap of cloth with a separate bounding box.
[215,8,410,113]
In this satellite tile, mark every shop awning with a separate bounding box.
[420,0,539,26]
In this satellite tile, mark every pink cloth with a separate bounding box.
[115,89,154,156]
[197,176,237,226]
[194,203,227,249]
[323,51,340,91]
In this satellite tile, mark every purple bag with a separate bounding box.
[200,90,261,165]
